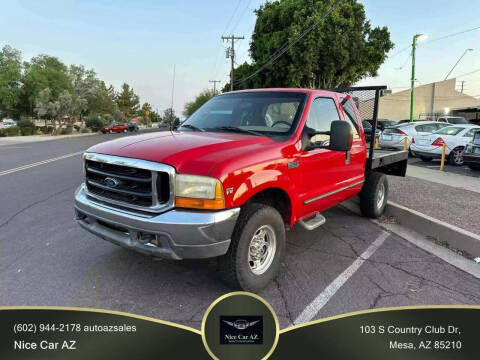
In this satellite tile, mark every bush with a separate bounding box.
[7,126,20,136]
[80,127,90,133]
[59,126,73,135]
[17,119,36,136]
[41,126,54,134]
[0,126,21,137]
[73,124,81,132]
[86,116,105,132]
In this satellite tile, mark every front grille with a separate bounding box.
[84,156,172,211]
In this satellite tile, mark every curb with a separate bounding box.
[341,199,480,258]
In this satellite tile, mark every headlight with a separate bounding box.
[175,174,225,210]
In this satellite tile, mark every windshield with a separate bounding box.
[433,126,464,136]
[180,91,307,136]
[447,117,468,124]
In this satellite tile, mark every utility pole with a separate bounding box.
[209,80,221,94]
[410,34,427,122]
[222,35,244,91]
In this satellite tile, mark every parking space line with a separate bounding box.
[294,231,390,324]
[0,151,84,177]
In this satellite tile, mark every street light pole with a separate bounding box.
[409,34,427,122]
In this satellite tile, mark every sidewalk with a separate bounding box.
[0,132,96,146]
[388,164,480,235]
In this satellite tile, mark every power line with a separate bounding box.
[234,0,344,86]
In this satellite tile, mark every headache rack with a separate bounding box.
[330,86,408,177]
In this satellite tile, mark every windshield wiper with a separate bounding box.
[179,124,205,132]
[210,126,265,136]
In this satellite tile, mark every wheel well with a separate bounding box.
[247,188,292,225]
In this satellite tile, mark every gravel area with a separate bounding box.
[388,175,480,235]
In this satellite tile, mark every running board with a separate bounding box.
[299,213,326,230]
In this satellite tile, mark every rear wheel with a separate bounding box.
[360,172,388,218]
[419,156,432,162]
[218,203,286,292]
[448,147,464,166]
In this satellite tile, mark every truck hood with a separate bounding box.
[87,131,276,176]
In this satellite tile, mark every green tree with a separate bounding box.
[21,55,71,115]
[0,45,23,118]
[228,0,393,90]
[116,83,140,119]
[183,89,217,117]
[140,102,152,126]
[162,107,175,127]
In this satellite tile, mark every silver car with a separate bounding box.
[379,121,450,152]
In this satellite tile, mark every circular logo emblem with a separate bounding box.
[104,177,120,188]
[202,292,279,360]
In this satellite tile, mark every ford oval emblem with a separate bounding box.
[104,177,120,188]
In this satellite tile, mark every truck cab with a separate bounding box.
[74,87,407,291]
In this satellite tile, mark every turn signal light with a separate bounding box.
[432,137,445,146]
[175,182,225,210]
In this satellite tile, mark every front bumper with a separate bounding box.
[74,184,240,260]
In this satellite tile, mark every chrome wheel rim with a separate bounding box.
[377,182,385,209]
[248,225,276,275]
[453,150,463,165]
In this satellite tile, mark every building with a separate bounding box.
[358,79,480,122]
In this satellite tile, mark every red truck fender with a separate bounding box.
[227,169,299,227]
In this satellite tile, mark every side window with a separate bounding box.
[341,99,360,139]
[305,97,340,146]
[415,125,425,132]
[464,129,477,137]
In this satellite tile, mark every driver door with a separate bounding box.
[297,97,353,218]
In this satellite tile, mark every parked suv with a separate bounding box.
[74,87,407,291]
[437,116,469,124]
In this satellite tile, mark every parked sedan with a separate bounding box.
[100,123,129,134]
[463,130,480,170]
[411,124,480,165]
[379,121,450,152]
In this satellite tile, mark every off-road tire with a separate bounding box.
[218,203,286,292]
[360,172,388,218]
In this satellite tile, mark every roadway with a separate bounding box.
[1,132,479,329]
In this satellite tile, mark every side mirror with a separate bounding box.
[330,120,353,152]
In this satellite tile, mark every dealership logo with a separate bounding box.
[104,177,120,188]
[220,316,263,345]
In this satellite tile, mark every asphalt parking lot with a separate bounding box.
[408,157,480,178]
[1,132,479,329]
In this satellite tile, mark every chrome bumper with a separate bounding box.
[74,184,240,260]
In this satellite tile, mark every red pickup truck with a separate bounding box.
[74,87,407,291]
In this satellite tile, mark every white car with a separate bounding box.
[0,119,17,128]
[411,124,480,165]
[379,121,450,152]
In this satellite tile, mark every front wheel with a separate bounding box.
[218,204,286,292]
[360,172,388,218]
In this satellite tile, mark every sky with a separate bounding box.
[1,0,480,116]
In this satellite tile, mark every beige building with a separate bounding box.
[360,79,480,121]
